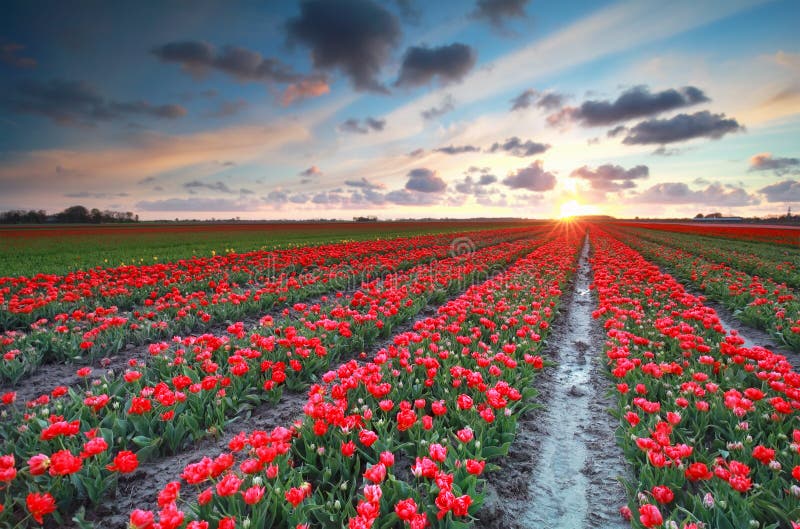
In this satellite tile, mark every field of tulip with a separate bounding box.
[0,220,798,529]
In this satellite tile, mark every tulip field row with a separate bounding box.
[0,220,798,529]
[608,226,800,352]
[0,227,540,383]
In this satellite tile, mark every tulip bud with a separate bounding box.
[242,519,251,529]
[340,481,348,490]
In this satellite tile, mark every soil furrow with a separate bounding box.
[476,236,629,529]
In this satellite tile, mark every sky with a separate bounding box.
[0,0,799,220]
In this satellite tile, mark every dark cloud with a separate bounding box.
[548,85,710,127]
[470,0,530,29]
[153,41,298,82]
[408,148,426,157]
[607,125,627,138]
[510,89,565,111]
[289,193,310,204]
[5,79,187,126]
[502,160,556,191]
[749,153,800,176]
[345,177,385,190]
[405,168,447,193]
[286,0,401,93]
[759,180,800,202]
[421,95,455,120]
[435,144,480,155]
[136,197,257,211]
[204,99,248,118]
[570,164,648,191]
[465,165,491,174]
[622,111,743,145]
[395,43,476,88]
[510,89,536,111]
[537,92,565,111]
[339,116,386,134]
[299,165,322,178]
[184,180,235,194]
[138,176,157,185]
[636,182,759,206]
[488,137,550,157]
[1,41,36,68]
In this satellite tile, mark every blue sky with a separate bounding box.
[1,0,798,219]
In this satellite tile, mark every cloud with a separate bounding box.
[606,125,627,138]
[184,180,235,194]
[470,0,530,29]
[548,85,709,127]
[421,94,455,120]
[537,92,566,111]
[748,153,800,176]
[153,40,295,82]
[510,89,536,111]
[264,190,289,204]
[384,189,441,205]
[622,111,743,145]
[488,136,550,157]
[570,163,649,191]
[395,43,477,88]
[300,165,322,177]
[759,180,800,202]
[455,173,498,194]
[339,117,386,134]
[502,160,556,191]
[345,177,385,190]
[286,0,401,93]
[281,77,331,106]
[64,191,129,199]
[636,181,759,206]
[136,197,259,211]
[407,148,425,157]
[4,79,187,126]
[405,168,447,193]
[509,89,566,112]
[205,99,248,118]
[1,41,36,68]
[434,144,480,155]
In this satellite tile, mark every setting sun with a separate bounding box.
[559,200,597,219]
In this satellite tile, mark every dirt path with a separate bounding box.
[477,236,629,529]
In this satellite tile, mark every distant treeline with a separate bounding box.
[0,205,139,224]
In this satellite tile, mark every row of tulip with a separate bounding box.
[625,227,800,289]
[590,228,799,528]
[0,228,538,384]
[125,228,582,529]
[0,235,547,527]
[609,227,800,352]
[1,230,505,327]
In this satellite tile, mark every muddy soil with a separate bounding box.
[476,237,629,529]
